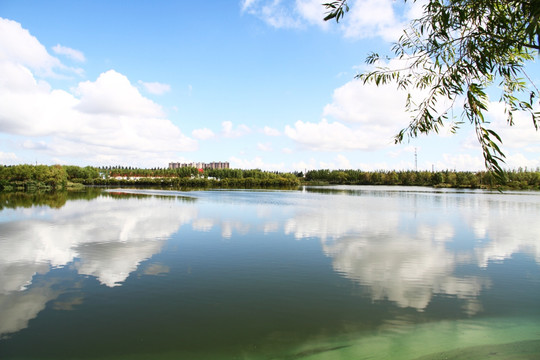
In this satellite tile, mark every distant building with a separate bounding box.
[169,161,230,170]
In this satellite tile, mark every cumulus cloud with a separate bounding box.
[241,0,258,12]
[295,0,328,28]
[0,17,84,78]
[0,151,18,163]
[335,154,351,168]
[0,17,63,77]
[323,80,412,126]
[245,0,301,29]
[0,66,197,163]
[434,153,484,172]
[241,0,415,40]
[503,153,540,170]
[192,127,215,140]
[286,52,539,169]
[292,158,317,171]
[284,57,436,153]
[52,44,85,62]
[340,0,413,41]
[76,71,165,117]
[443,100,540,170]
[230,156,285,170]
[222,121,251,138]
[138,80,171,95]
[242,0,326,29]
[263,126,281,136]
[0,18,197,167]
[293,154,353,170]
[486,101,540,151]
[285,118,393,151]
[257,142,273,151]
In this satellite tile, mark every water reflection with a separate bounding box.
[288,188,540,313]
[0,187,539,345]
[0,281,61,336]
[321,232,490,313]
[0,192,197,337]
[0,189,103,211]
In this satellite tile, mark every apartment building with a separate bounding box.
[169,161,230,170]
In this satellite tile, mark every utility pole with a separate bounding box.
[414,148,418,172]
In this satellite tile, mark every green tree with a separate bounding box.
[324,0,539,178]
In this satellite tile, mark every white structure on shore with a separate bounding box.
[168,161,229,170]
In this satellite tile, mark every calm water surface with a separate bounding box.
[1,186,539,359]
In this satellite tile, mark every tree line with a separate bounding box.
[304,168,540,190]
[1,164,540,192]
[0,165,302,191]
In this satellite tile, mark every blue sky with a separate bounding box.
[1,0,539,171]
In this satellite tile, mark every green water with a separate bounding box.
[1,187,539,359]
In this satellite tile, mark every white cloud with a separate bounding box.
[241,0,302,29]
[487,101,540,151]
[0,19,197,167]
[257,142,272,151]
[76,70,165,117]
[318,156,349,170]
[0,17,63,77]
[283,58,434,152]
[0,17,84,78]
[296,0,328,28]
[341,0,410,41]
[286,55,498,169]
[292,158,317,171]
[138,80,171,95]
[0,61,78,136]
[263,2,302,28]
[434,153,484,171]
[0,66,196,156]
[450,100,540,170]
[388,145,417,158]
[0,151,18,163]
[241,0,258,12]
[52,44,85,62]
[222,121,251,138]
[241,0,415,40]
[323,68,416,127]
[336,154,351,168]
[230,156,285,171]
[263,126,281,136]
[285,118,393,151]
[192,127,215,140]
[503,152,540,170]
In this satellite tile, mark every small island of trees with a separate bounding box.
[1,164,540,192]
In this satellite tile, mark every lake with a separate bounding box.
[1,186,539,359]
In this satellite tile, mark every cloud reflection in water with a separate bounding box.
[0,188,539,339]
[285,189,539,313]
[0,193,197,336]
